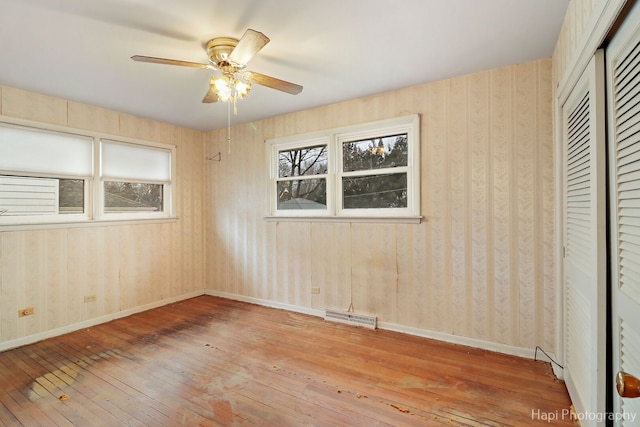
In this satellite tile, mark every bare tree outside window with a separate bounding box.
[277,145,327,209]
[342,134,408,209]
[343,134,408,171]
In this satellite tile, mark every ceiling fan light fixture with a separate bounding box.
[210,73,251,103]
[212,75,232,101]
[235,80,251,98]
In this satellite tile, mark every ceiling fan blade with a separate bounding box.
[228,29,270,66]
[244,71,303,95]
[131,55,213,69]
[202,88,219,103]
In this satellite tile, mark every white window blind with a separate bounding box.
[101,140,171,182]
[0,124,93,177]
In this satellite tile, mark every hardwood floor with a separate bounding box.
[0,296,573,426]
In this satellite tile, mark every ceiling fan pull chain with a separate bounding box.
[227,101,232,154]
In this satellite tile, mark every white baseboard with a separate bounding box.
[204,290,560,367]
[380,322,562,373]
[0,290,204,353]
[205,290,325,318]
[378,321,536,359]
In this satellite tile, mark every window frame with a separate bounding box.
[0,117,176,228]
[97,139,174,222]
[271,136,333,217]
[266,114,421,222]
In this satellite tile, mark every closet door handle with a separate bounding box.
[616,372,640,398]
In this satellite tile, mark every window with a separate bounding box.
[0,123,92,223]
[104,182,163,213]
[100,140,172,218]
[339,132,409,211]
[276,138,329,212]
[0,176,86,216]
[0,121,174,226]
[267,115,420,220]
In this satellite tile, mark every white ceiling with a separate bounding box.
[0,0,569,132]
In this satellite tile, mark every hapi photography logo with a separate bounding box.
[531,407,637,424]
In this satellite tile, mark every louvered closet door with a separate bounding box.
[561,50,607,426]
[607,1,640,424]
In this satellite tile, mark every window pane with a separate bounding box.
[342,134,408,172]
[0,175,85,216]
[278,145,328,178]
[59,179,84,214]
[277,178,326,210]
[104,181,163,213]
[343,173,407,209]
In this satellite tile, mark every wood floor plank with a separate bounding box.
[0,296,573,426]
[46,338,219,426]
[0,399,20,427]
[28,340,174,427]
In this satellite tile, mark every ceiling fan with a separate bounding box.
[131,29,303,104]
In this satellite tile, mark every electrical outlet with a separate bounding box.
[84,295,97,303]
[18,307,34,317]
[311,287,320,294]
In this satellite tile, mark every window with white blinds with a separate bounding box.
[0,123,91,222]
[0,121,174,225]
[99,140,172,217]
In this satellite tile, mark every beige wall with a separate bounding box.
[0,86,206,349]
[205,58,556,354]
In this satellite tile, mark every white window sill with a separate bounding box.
[0,217,178,231]
[264,215,423,224]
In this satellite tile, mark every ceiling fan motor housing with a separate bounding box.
[206,37,240,67]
